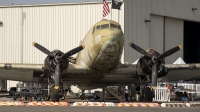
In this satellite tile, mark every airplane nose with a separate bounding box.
[110,34,115,41]
[110,31,122,42]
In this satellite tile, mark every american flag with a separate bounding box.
[102,0,110,18]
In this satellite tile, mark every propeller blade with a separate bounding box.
[61,45,85,59]
[151,63,157,90]
[158,45,182,59]
[129,42,152,59]
[54,64,60,90]
[32,42,55,57]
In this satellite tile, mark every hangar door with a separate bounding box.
[184,21,200,63]
[150,15,183,64]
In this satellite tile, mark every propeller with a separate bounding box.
[129,43,152,59]
[32,42,85,89]
[129,42,182,90]
[32,42,55,57]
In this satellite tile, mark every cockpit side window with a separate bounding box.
[118,25,121,30]
[96,25,101,29]
[110,24,118,29]
[93,25,101,34]
[101,24,109,29]
[92,27,95,34]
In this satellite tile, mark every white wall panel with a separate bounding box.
[0,8,22,63]
[0,2,124,64]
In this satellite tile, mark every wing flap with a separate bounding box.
[160,64,200,81]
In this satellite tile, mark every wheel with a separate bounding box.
[144,87,153,102]
[43,95,50,101]
[51,87,59,101]
[59,94,65,100]
[13,97,17,101]
[36,96,41,101]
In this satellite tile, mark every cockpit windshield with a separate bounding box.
[96,25,101,29]
[93,23,121,34]
[101,24,109,29]
[117,25,121,30]
[110,24,118,28]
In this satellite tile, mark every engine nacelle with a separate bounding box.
[136,48,168,78]
[44,50,69,73]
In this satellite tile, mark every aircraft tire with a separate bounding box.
[36,96,41,101]
[43,95,50,101]
[51,88,59,101]
[13,97,17,101]
[144,87,153,102]
[59,94,65,100]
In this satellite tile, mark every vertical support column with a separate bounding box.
[102,86,105,101]
[194,79,196,101]
[48,78,50,95]
[163,16,166,55]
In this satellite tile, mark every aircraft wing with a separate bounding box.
[1,63,200,83]
[159,64,200,81]
[0,62,138,85]
[0,63,43,82]
[0,63,89,83]
[62,63,138,84]
[101,64,138,83]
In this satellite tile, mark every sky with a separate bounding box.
[0,0,102,6]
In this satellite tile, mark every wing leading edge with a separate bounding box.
[0,63,90,83]
[159,64,200,81]
[0,63,43,82]
[1,63,199,84]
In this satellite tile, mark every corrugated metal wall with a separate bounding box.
[164,17,183,63]
[149,15,184,64]
[151,0,200,22]
[0,8,22,63]
[124,0,151,63]
[149,15,164,54]
[124,0,200,63]
[0,2,124,64]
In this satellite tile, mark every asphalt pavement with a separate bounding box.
[0,106,200,112]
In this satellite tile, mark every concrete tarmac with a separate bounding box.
[0,106,200,112]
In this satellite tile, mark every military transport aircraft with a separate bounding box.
[0,19,200,101]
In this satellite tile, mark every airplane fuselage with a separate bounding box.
[76,20,124,72]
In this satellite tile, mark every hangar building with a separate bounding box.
[124,0,200,64]
[0,0,200,91]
